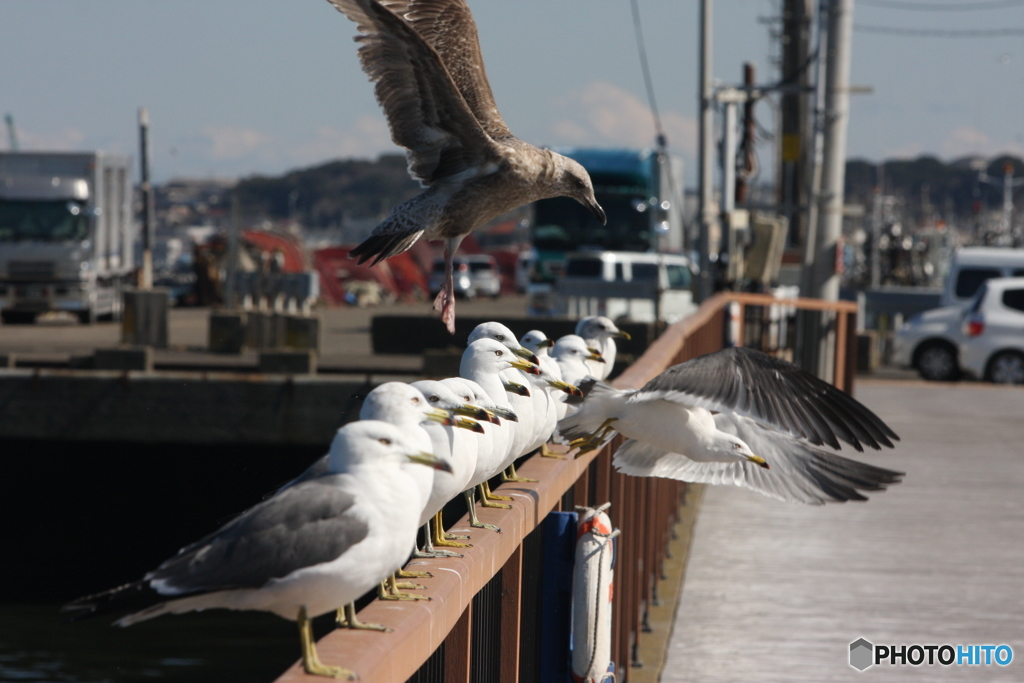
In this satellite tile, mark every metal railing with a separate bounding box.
[274,292,858,682]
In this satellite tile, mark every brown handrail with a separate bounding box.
[273,293,859,682]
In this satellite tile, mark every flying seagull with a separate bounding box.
[62,421,450,679]
[326,0,606,333]
[557,347,904,505]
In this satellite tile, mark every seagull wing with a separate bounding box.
[631,347,899,452]
[378,0,514,140]
[327,0,502,185]
[612,418,903,505]
[145,475,370,596]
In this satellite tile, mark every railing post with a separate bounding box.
[445,604,472,683]
[499,545,522,683]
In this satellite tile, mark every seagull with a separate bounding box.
[62,421,450,680]
[576,316,630,381]
[557,347,904,504]
[326,0,606,333]
[522,329,569,421]
[552,334,605,387]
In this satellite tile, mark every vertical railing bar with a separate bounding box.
[445,604,472,683]
[498,545,522,683]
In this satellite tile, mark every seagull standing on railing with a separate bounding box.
[558,347,904,504]
[325,0,606,333]
[576,316,630,381]
[62,421,450,680]
[552,334,605,388]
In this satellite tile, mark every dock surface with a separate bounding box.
[662,379,1024,681]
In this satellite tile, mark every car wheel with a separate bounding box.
[915,342,959,381]
[986,351,1024,385]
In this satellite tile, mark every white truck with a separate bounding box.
[0,152,135,324]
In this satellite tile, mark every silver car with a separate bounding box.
[428,254,501,300]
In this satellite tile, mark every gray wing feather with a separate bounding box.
[326,0,500,185]
[377,0,513,140]
[146,475,368,596]
[632,347,899,452]
[612,415,903,505]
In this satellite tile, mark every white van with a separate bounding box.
[941,247,1024,308]
[554,251,697,323]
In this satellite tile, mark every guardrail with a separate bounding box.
[274,292,858,682]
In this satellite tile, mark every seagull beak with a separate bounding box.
[537,338,554,349]
[587,350,606,363]
[491,406,519,422]
[509,359,542,375]
[611,330,631,340]
[547,379,584,398]
[587,346,602,356]
[503,380,531,397]
[407,451,454,473]
[513,346,541,365]
[455,403,496,423]
[455,417,486,434]
[588,199,606,225]
[747,455,770,470]
[425,408,457,426]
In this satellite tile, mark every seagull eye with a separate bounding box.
[495,350,503,357]
[732,443,742,450]
[429,395,440,402]
[496,334,505,341]
[412,397,420,404]
[379,438,392,445]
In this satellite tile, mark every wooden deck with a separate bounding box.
[661,379,1024,682]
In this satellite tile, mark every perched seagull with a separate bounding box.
[62,421,450,680]
[326,0,606,333]
[552,334,605,387]
[557,347,904,504]
[522,329,569,421]
[576,316,630,381]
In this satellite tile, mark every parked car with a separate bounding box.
[959,277,1024,384]
[428,254,501,300]
[892,306,965,381]
[941,247,1024,308]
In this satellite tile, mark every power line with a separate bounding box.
[628,0,665,145]
[855,23,1024,36]
[860,0,1024,10]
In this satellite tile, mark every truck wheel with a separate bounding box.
[77,308,95,325]
[1,311,36,325]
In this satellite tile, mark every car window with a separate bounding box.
[1014,269,1024,277]
[969,282,989,313]
[632,263,659,281]
[565,259,602,277]
[1002,289,1024,313]
[665,264,691,290]
[614,263,625,281]
[955,268,1001,298]
[469,262,493,273]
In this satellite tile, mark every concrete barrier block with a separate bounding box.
[209,311,246,354]
[121,289,170,349]
[285,315,322,351]
[94,347,153,372]
[422,348,463,378]
[258,350,316,375]
[246,312,288,349]
[0,353,13,368]
[857,331,879,372]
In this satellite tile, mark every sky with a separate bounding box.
[3,0,1024,185]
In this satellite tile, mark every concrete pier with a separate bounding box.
[662,380,1024,682]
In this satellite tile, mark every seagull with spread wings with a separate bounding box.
[326,0,606,333]
[558,347,904,505]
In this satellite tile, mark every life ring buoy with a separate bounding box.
[572,503,620,683]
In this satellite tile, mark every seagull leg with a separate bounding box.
[464,489,501,533]
[479,481,512,506]
[540,443,566,459]
[336,603,390,632]
[298,605,355,679]
[432,239,458,334]
[378,574,430,601]
[570,418,618,453]
[433,511,472,548]
[501,463,537,483]
[415,521,462,558]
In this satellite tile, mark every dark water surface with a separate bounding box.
[1,438,333,681]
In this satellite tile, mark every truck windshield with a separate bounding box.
[532,191,651,252]
[0,200,90,242]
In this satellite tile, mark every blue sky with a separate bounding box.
[3,0,1023,183]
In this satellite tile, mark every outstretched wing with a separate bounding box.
[378,0,513,140]
[632,347,899,452]
[612,418,903,506]
[327,0,502,185]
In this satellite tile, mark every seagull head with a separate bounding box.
[411,379,491,430]
[577,316,631,342]
[468,321,540,365]
[711,432,769,469]
[328,420,452,473]
[520,329,554,356]
[361,382,454,426]
[552,154,606,225]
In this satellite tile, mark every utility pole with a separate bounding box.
[697,0,715,302]
[779,0,813,247]
[735,63,756,206]
[979,161,1024,244]
[138,108,155,291]
[871,162,884,288]
[4,114,18,151]
[807,0,853,302]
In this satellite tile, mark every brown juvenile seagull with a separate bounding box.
[327,0,606,333]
